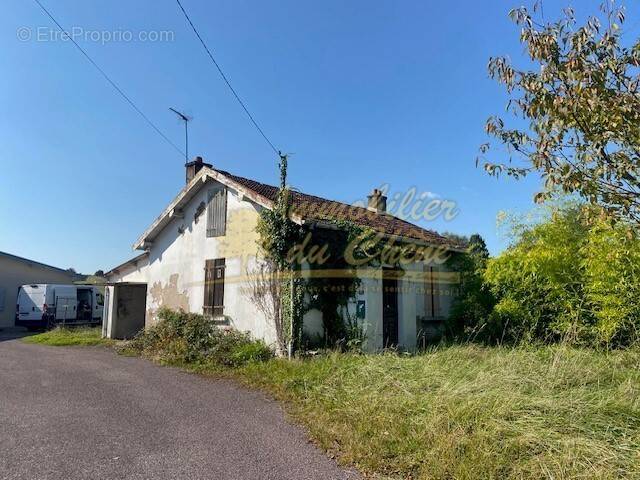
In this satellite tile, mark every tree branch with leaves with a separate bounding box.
[481,1,640,224]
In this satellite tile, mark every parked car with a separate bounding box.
[15,284,104,330]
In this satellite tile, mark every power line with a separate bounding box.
[33,0,185,157]
[175,0,280,156]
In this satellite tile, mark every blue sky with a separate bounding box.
[0,0,631,273]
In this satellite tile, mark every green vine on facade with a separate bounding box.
[255,154,305,356]
[257,154,439,352]
[301,220,366,348]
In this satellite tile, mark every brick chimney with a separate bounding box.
[367,188,387,214]
[185,156,212,184]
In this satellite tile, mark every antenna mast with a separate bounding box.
[169,107,191,162]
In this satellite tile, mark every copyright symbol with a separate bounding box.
[17,27,32,42]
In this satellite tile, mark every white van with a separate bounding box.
[15,284,104,329]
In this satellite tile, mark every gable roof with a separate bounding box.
[133,167,462,251]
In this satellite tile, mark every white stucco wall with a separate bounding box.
[352,260,457,352]
[264,256,456,352]
[357,267,383,350]
[110,176,459,352]
[301,308,324,340]
[107,256,149,283]
[111,178,276,346]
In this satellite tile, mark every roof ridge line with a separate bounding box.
[214,167,448,237]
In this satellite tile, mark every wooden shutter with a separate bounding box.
[424,265,434,319]
[206,188,227,237]
[204,260,214,316]
[422,265,442,319]
[204,258,225,316]
[432,266,440,317]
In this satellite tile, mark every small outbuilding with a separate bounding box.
[102,283,147,339]
[0,251,79,328]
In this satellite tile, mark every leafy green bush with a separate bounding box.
[448,234,496,339]
[484,207,588,344]
[583,220,640,347]
[125,308,273,366]
[473,205,640,347]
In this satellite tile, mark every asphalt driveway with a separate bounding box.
[0,335,358,480]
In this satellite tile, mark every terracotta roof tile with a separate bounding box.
[216,169,457,247]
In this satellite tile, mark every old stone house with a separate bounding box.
[106,157,461,350]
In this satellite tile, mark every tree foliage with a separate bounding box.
[448,234,496,338]
[255,155,305,270]
[474,204,640,347]
[484,206,588,343]
[582,217,640,345]
[482,1,640,224]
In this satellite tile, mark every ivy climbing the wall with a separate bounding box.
[301,220,368,349]
[254,154,305,356]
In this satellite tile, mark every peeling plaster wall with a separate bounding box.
[111,177,458,352]
[113,178,276,345]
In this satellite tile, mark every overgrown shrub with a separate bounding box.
[484,207,589,344]
[467,205,640,348]
[225,340,273,366]
[583,220,640,347]
[125,308,273,366]
[448,234,496,339]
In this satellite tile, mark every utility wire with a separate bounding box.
[33,0,185,157]
[175,0,280,156]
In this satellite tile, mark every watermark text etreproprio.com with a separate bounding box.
[17,26,175,45]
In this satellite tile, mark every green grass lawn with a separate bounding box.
[23,326,109,346]
[232,346,640,479]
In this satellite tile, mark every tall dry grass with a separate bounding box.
[238,345,640,479]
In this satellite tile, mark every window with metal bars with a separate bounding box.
[206,188,227,237]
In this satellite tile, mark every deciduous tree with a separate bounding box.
[481,1,640,224]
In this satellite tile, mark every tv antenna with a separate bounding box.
[169,107,192,161]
